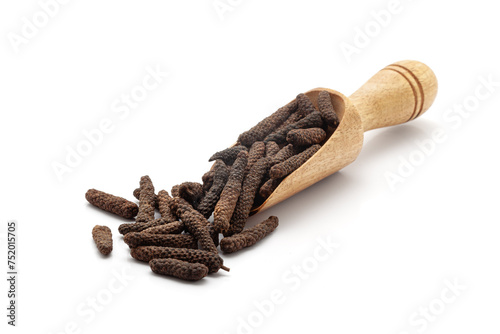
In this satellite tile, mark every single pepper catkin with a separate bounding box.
[124,232,198,249]
[85,189,138,219]
[317,90,340,128]
[237,100,298,147]
[220,216,279,254]
[286,127,326,146]
[265,141,280,158]
[209,145,248,166]
[136,176,156,223]
[269,144,321,179]
[197,160,230,218]
[296,93,317,118]
[133,188,158,208]
[178,182,204,209]
[264,111,324,143]
[214,151,249,233]
[245,141,266,176]
[141,221,184,234]
[92,225,113,255]
[130,246,229,273]
[149,258,209,281]
[118,218,168,235]
[225,157,271,236]
[259,178,282,198]
[171,198,218,254]
[157,190,177,223]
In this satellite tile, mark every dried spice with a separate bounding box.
[86,90,347,282]
[197,160,230,218]
[209,145,248,165]
[133,188,158,208]
[124,232,198,249]
[225,157,271,236]
[118,218,168,235]
[273,109,303,134]
[142,221,184,234]
[265,141,280,158]
[220,216,279,254]
[86,189,138,219]
[259,178,282,198]
[136,176,156,223]
[269,144,321,179]
[171,184,180,198]
[317,90,340,128]
[208,225,219,248]
[130,246,229,273]
[157,190,177,223]
[202,169,215,193]
[245,141,266,176]
[264,111,323,143]
[286,127,326,146]
[296,93,317,118]
[271,144,297,165]
[133,188,140,200]
[92,225,113,255]
[264,95,312,141]
[150,258,208,281]
[178,182,204,209]
[214,151,249,233]
[237,100,298,147]
[171,198,218,253]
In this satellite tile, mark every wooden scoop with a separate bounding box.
[252,60,438,213]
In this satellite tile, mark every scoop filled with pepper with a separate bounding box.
[86,60,437,282]
[231,60,438,213]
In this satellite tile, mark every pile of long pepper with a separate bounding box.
[87,91,339,281]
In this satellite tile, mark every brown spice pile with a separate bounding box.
[86,90,339,281]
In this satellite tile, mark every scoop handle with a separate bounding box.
[349,60,438,132]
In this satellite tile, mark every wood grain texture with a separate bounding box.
[350,60,438,131]
[252,60,438,213]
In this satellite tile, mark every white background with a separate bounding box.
[1,1,499,333]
